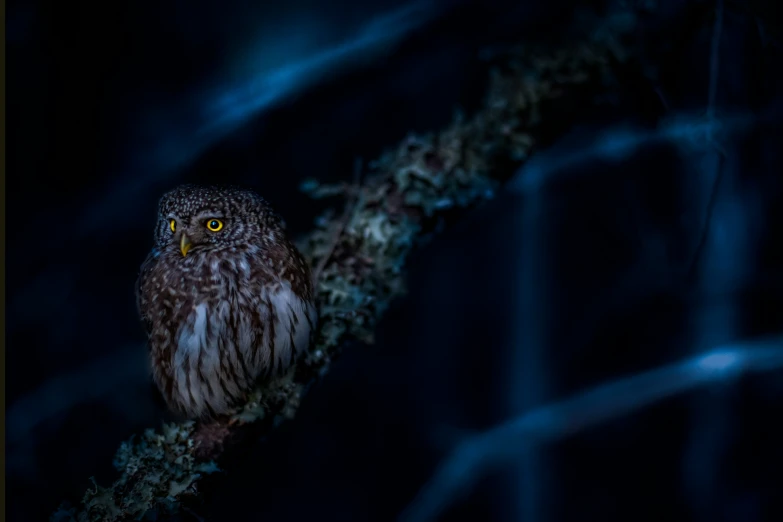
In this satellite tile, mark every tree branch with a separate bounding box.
[398,338,783,522]
[686,0,726,282]
[52,30,633,522]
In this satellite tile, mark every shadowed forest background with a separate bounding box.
[6,0,783,521]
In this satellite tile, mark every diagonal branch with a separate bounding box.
[52,34,632,522]
[398,338,783,522]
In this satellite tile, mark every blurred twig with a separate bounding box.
[310,158,364,286]
[686,0,726,283]
[398,338,783,522]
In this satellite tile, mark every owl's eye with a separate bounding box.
[206,219,224,232]
[169,219,176,232]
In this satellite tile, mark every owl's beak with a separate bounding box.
[180,234,192,257]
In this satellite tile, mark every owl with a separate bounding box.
[136,184,318,420]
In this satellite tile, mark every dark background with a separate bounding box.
[6,0,783,521]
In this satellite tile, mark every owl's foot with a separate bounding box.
[192,417,232,461]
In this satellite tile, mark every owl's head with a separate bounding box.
[153,184,282,257]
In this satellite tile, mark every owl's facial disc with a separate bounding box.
[180,234,192,257]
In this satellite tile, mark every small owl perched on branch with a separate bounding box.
[136,184,317,419]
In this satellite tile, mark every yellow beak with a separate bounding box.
[180,234,192,257]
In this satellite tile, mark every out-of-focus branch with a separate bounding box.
[398,338,783,522]
[686,0,726,282]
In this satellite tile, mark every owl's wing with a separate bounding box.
[135,251,157,336]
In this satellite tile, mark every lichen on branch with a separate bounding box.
[52,30,632,522]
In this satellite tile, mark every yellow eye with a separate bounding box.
[206,219,223,232]
[169,219,176,232]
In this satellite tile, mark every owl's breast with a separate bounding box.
[139,249,317,418]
